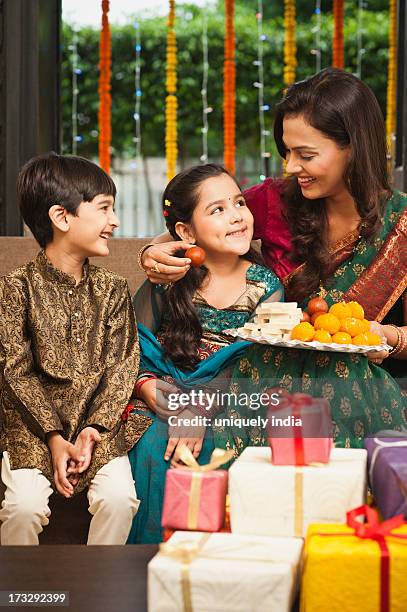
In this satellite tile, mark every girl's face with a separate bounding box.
[176,173,253,258]
[283,114,351,200]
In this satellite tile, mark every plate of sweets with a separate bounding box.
[225,298,391,355]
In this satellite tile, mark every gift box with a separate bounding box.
[300,505,407,612]
[365,436,407,519]
[161,447,233,532]
[229,446,367,537]
[148,530,303,612]
[267,392,333,465]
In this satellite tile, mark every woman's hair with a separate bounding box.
[273,67,391,302]
[160,163,256,370]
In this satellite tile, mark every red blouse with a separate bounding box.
[244,178,296,280]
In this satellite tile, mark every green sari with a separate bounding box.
[213,191,407,451]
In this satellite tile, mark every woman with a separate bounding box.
[128,163,282,543]
[138,68,406,450]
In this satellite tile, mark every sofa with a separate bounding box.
[0,236,151,544]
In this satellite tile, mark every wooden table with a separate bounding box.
[0,545,158,611]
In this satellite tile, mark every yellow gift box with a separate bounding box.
[301,506,407,612]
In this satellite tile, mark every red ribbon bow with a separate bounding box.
[345,505,406,612]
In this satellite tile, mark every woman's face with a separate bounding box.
[283,114,351,200]
[175,173,254,258]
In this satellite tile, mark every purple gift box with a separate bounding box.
[365,436,407,520]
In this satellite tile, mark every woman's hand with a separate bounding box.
[141,241,194,284]
[165,408,206,465]
[139,378,183,417]
[367,321,389,365]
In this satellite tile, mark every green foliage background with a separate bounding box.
[62,0,390,173]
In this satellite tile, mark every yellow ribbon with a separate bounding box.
[187,472,203,530]
[177,446,235,472]
[294,469,303,537]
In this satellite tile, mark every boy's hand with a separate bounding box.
[67,427,102,486]
[47,432,86,498]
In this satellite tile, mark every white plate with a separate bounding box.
[225,328,391,355]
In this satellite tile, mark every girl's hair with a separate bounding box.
[273,67,391,302]
[160,163,257,370]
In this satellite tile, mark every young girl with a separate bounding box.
[127,163,283,543]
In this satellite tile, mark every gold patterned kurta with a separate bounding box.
[0,251,151,495]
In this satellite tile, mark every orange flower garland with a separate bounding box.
[98,0,112,173]
[283,0,297,86]
[165,0,177,180]
[386,0,397,159]
[223,0,236,175]
[332,0,344,69]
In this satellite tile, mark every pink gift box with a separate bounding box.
[161,468,228,532]
[267,392,333,466]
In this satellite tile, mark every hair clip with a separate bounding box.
[164,199,172,207]
[163,210,169,217]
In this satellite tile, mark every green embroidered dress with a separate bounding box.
[217,191,407,453]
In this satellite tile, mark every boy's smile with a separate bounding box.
[67,194,119,258]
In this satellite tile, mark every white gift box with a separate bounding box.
[148,531,303,612]
[229,447,367,538]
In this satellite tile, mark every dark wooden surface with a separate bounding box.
[0,544,158,612]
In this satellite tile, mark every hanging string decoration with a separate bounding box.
[283,0,297,86]
[200,15,211,163]
[98,0,112,173]
[223,0,236,175]
[165,0,177,180]
[311,0,322,73]
[70,28,82,154]
[254,2,271,179]
[133,22,142,163]
[386,0,397,160]
[332,0,344,68]
[356,0,366,79]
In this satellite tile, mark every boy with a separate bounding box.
[0,153,151,545]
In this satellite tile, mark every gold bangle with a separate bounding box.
[137,244,154,270]
[388,324,402,355]
[392,328,407,357]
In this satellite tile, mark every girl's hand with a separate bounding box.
[139,378,182,417]
[367,321,389,365]
[165,408,206,463]
[141,241,194,284]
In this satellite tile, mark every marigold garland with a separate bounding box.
[165,0,177,180]
[332,0,344,68]
[223,0,236,175]
[98,0,112,173]
[386,0,397,160]
[283,0,297,86]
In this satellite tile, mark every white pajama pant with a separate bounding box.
[0,452,139,545]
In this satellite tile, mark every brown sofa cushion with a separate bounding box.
[0,236,151,294]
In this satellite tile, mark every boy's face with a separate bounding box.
[67,194,119,257]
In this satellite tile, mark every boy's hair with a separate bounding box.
[17,152,117,248]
